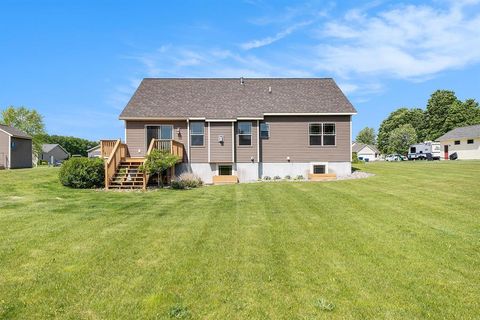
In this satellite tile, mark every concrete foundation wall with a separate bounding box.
[236,163,259,182]
[176,163,216,184]
[176,161,351,184]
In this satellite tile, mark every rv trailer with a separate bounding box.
[408,141,441,160]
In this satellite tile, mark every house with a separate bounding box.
[437,124,480,160]
[101,78,357,189]
[87,145,101,158]
[41,144,70,165]
[352,142,380,162]
[0,124,33,169]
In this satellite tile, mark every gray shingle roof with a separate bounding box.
[42,144,59,153]
[42,144,70,155]
[352,143,380,154]
[437,124,480,141]
[119,78,357,119]
[0,124,31,139]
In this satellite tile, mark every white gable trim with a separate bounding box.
[0,128,13,137]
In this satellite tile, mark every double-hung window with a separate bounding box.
[309,123,336,146]
[260,122,270,139]
[238,122,252,146]
[309,123,322,145]
[190,122,204,146]
[323,123,336,145]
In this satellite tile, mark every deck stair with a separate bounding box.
[100,139,184,190]
[108,160,145,189]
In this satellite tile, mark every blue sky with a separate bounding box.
[1,0,480,141]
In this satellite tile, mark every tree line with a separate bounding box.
[1,106,98,157]
[355,90,480,154]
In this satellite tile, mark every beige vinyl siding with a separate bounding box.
[0,131,9,167]
[125,120,187,159]
[235,121,258,163]
[10,137,32,168]
[190,122,208,163]
[209,122,233,163]
[261,115,351,162]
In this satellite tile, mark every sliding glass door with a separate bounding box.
[146,125,173,146]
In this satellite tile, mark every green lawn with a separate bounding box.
[0,162,479,319]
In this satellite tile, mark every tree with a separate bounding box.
[425,90,460,140]
[139,149,180,187]
[355,127,376,145]
[377,108,425,153]
[387,124,417,154]
[1,106,46,156]
[39,134,98,156]
[443,99,480,133]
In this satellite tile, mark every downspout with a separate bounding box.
[187,119,190,163]
[207,121,211,163]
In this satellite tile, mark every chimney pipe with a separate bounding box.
[240,77,244,85]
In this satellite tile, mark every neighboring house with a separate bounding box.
[41,144,70,165]
[87,145,101,158]
[352,142,380,162]
[437,124,480,160]
[0,124,33,169]
[101,78,357,189]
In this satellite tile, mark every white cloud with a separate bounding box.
[241,20,313,50]
[127,46,313,78]
[314,1,480,79]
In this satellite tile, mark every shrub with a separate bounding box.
[273,175,281,180]
[263,176,271,180]
[171,172,203,189]
[352,152,360,163]
[284,175,291,180]
[59,157,104,188]
[295,175,304,180]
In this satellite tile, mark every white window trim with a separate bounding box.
[8,135,11,169]
[216,163,236,176]
[237,121,253,147]
[310,162,329,174]
[259,121,270,139]
[144,124,174,152]
[308,122,336,147]
[189,121,205,147]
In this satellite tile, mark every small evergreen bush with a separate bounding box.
[263,176,271,180]
[273,175,281,180]
[284,175,291,180]
[295,175,304,180]
[59,157,104,188]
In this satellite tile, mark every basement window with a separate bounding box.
[313,165,326,174]
[218,165,232,176]
[467,139,474,144]
[454,140,461,145]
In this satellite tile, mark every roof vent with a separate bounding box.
[268,86,272,93]
[240,77,244,85]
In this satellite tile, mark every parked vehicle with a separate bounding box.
[385,154,405,161]
[408,141,441,160]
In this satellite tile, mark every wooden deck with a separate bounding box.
[100,139,184,190]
